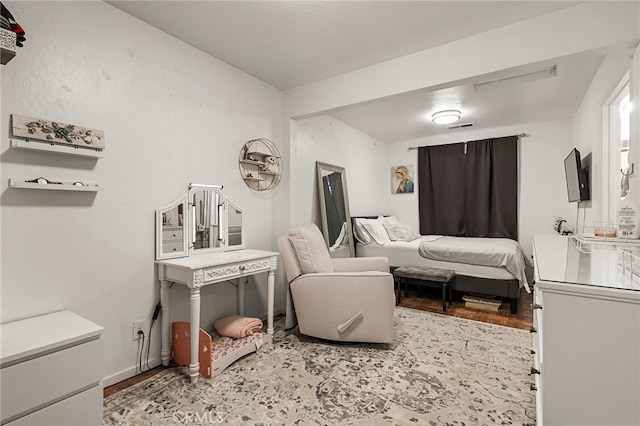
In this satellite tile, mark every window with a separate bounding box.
[603,75,630,222]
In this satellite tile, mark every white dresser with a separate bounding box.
[0,310,104,425]
[532,235,640,426]
[162,225,184,253]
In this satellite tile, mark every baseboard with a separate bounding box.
[102,357,163,388]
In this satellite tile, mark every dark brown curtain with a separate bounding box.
[418,142,466,235]
[418,135,518,239]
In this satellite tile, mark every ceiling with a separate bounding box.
[107,1,608,142]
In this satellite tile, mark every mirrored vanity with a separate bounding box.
[155,184,277,383]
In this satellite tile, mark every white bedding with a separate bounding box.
[418,236,530,292]
[357,236,517,282]
[356,235,529,292]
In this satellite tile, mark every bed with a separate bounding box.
[352,217,529,314]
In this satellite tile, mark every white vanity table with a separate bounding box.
[531,234,640,425]
[155,184,277,384]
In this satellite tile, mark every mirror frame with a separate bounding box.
[155,184,245,261]
[225,199,246,251]
[316,161,355,257]
[155,195,189,260]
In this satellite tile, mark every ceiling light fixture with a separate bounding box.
[431,110,461,125]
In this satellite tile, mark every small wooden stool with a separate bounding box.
[394,266,455,311]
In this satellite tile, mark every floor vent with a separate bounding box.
[447,122,475,130]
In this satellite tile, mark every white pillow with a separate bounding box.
[383,221,421,241]
[382,215,399,225]
[288,223,334,274]
[353,218,372,244]
[362,217,391,245]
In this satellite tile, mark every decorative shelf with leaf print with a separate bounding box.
[11,114,105,151]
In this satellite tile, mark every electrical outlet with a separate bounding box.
[132,320,146,341]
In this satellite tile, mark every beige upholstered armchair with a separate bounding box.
[278,223,395,343]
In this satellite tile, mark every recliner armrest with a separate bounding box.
[331,256,389,273]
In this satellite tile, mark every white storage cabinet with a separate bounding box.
[0,310,104,425]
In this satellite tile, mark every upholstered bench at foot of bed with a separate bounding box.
[394,266,455,311]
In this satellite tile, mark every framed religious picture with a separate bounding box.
[391,165,414,194]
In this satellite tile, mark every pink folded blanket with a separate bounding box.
[214,315,263,339]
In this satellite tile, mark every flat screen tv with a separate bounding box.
[564,148,590,202]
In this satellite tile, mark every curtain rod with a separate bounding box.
[407,133,528,151]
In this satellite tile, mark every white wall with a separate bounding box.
[290,115,388,227]
[0,1,286,385]
[385,120,574,260]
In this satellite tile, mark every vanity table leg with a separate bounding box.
[238,278,245,316]
[267,270,275,335]
[189,287,201,384]
[160,280,171,367]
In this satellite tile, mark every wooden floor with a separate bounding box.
[104,366,166,397]
[397,287,533,331]
[104,290,532,398]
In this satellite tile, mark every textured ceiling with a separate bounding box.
[106,1,616,142]
[106,1,579,90]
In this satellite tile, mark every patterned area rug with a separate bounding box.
[104,307,535,425]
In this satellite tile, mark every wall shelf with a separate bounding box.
[10,139,105,158]
[238,139,282,192]
[10,178,101,192]
[239,159,266,166]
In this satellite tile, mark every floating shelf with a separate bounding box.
[10,178,101,192]
[10,139,105,158]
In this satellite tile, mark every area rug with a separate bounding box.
[104,307,535,425]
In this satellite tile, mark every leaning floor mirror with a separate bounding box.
[316,162,355,258]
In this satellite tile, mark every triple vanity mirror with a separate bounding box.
[155,184,245,260]
[316,162,355,258]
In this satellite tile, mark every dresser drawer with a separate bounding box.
[0,337,102,423]
[163,240,184,253]
[163,228,183,242]
[7,384,103,426]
